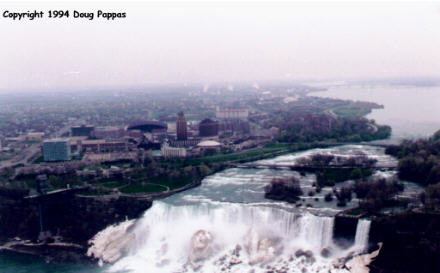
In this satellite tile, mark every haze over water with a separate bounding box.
[309,84,440,140]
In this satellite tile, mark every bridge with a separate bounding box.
[24,186,89,199]
[316,141,393,148]
[229,163,397,171]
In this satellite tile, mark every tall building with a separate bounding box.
[199,118,219,137]
[43,139,71,162]
[176,111,188,140]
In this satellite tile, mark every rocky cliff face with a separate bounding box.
[0,189,152,258]
[333,215,358,248]
[369,212,440,273]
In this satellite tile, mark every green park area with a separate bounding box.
[332,106,372,119]
[6,142,331,196]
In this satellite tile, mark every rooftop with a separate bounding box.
[197,140,221,147]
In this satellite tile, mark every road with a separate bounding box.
[0,124,72,170]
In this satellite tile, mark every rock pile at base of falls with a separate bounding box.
[189,229,213,270]
[87,220,136,264]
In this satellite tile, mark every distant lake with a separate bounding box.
[309,84,440,140]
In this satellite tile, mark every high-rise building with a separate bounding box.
[199,118,219,137]
[43,139,71,162]
[176,111,188,140]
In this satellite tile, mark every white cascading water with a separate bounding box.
[353,219,371,252]
[103,201,372,273]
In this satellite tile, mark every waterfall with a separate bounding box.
[353,219,371,253]
[99,201,366,273]
[298,214,334,250]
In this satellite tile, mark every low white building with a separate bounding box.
[26,132,45,141]
[161,144,187,158]
[197,140,222,152]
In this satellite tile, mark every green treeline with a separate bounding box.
[278,117,391,143]
[386,130,440,186]
[316,168,373,187]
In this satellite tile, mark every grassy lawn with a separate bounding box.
[98,180,127,189]
[162,146,291,167]
[132,176,193,190]
[345,208,367,216]
[120,183,168,194]
[32,155,44,164]
[77,143,310,196]
[24,179,36,189]
[77,188,112,196]
[333,106,371,119]
[0,155,12,161]
[264,143,291,149]
[317,168,373,186]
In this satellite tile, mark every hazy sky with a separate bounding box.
[1,1,440,91]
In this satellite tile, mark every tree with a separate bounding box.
[143,154,154,166]
[334,186,352,207]
[427,182,440,209]
[264,176,303,203]
[349,168,363,180]
[432,129,440,142]
[47,175,64,189]
[197,164,212,177]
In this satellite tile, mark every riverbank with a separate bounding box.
[0,240,91,264]
[0,188,153,264]
[368,210,440,273]
[332,207,440,273]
